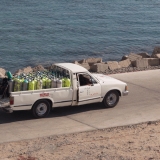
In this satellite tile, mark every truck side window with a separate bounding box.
[78,74,96,86]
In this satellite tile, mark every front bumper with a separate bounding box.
[122,90,129,96]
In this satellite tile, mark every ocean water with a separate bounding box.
[0,0,160,72]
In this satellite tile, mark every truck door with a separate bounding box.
[77,73,101,105]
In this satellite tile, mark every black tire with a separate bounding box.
[103,90,119,108]
[32,100,51,118]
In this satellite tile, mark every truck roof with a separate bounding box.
[55,63,88,73]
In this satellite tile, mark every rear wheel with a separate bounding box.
[32,100,51,118]
[103,91,119,108]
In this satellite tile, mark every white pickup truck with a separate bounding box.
[0,63,128,118]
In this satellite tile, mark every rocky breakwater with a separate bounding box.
[73,47,160,74]
[0,65,46,79]
[14,65,47,75]
[0,47,160,77]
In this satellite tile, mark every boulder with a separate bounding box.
[85,57,102,65]
[14,66,33,75]
[90,63,109,73]
[151,47,160,57]
[121,55,128,60]
[107,61,121,71]
[79,63,90,70]
[119,59,132,68]
[132,59,149,68]
[0,72,5,78]
[153,54,160,58]
[77,59,86,64]
[23,66,33,73]
[72,61,90,70]
[48,64,55,70]
[14,69,23,75]
[145,58,160,66]
[128,53,142,61]
[73,61,80,65]
[32,65,46,72]
[137,52,150,58]
[128,53,142,66]
[0,68,6,77]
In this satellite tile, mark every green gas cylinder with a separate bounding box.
[14,78,22,92]
[64,78,71,87]
[34,79,37,90]
[42,78,46,89]
[62,78,65,87]
[36,79,43,90]
[46,78,51,89]
[28,80,35,90]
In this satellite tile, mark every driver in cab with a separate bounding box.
[78,74,92,86]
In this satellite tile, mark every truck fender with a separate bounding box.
[31,98,54,110]
[104,89,121,98]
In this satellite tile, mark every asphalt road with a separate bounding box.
[0,69,160,143]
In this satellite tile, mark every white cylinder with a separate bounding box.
[51,78,57,88]
[57,79,62,88]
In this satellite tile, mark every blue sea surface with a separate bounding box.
[0,0,160,72]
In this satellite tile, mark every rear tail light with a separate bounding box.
[10,97,14,105]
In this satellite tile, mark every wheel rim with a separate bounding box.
[36,103,48,116]
[106,93,117,106]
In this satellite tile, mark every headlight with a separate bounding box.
[125,85,128,91]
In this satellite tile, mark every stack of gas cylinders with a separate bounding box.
[6,68,71,93]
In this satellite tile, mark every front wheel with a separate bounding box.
[103,91,119,108]
[32,100,51,118]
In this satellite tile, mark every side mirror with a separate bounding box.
[91,79,94,86]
